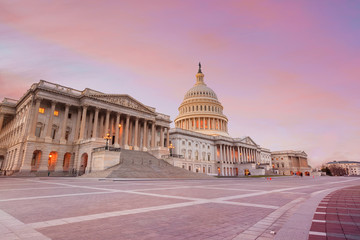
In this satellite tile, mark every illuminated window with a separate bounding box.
[54,111,59,116]
[39,108,45,114]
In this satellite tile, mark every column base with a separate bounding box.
[133,146,140,151]
[44,137,53,143]
[19,165,32,173]
[114,144,120,148]
[142,147,148,151]
[60,139,67,144]
[124,145,130,150]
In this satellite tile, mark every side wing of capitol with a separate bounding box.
[165,64,273,176]
[0,80,171,175]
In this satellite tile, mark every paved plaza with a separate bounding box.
[0,176,359,240]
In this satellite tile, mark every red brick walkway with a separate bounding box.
[309,185,360,240]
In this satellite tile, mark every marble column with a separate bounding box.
[74,108,82,141]
[99,114,104,138]
[29,98,42,138]
[114,113,120,147]
[104,110,110,136]
[119,118,124,146]
[142,120,147,149]
[87,111,94,139]
[92,108,99,139]
[237,146,240,163]
[45,101,57,142]
[124,115,130,148]
[60,104,70,144]
[166,127,170,147]
[109,115,114,138]
[129,119,133,146]
[151,122,155,148]
[219,144,224,162]
[134,117,139,150]
[78,105,88,140]
[160,126,164,147]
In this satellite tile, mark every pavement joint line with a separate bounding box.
[0,186,76,192]
[313,219,359,226]
[28,200,212,229]
[317,211,360,217]
[320,206,360,210]
[0,209,50,240]
[212,200,279,209]
[309,231,326,236]
[0,191,116,202]
[312,219,325,223]
[232,197,305,239]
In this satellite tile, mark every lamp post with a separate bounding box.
[104,133,111,150]
[168,143,175,157]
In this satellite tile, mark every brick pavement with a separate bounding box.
[309,185,360,240]
[0,176,359,240]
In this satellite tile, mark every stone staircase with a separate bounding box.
[81,149,213,179]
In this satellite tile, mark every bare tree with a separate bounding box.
[328,165,347,176]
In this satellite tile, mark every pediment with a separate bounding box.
[90,94,155,114]
[241,136,257,146]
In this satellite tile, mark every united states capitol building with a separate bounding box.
[0,64,311,177]
[166,64,271,176]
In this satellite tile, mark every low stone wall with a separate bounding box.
[91,150,121,172]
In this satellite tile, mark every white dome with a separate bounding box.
[184,84,218,100]
[174,64,229,137]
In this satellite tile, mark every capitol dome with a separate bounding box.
[174,63,229,136]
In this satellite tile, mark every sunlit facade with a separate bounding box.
[0,80,171,176]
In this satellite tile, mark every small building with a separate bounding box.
[271,150,311,175]
[326,161,360,176]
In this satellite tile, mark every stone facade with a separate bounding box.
[0,80,171,175]
[167,64,271,176]
[271,150,311,175]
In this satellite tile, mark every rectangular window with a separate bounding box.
[68,113,72,119]
[54,110,59,116]
[39,108,45,114]
[65,130,70,141]
[35,127,41,137]
[51,128,56,139]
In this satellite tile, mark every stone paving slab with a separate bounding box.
[0,176,359,240]
[0,192,189,224]
[309,185,360,240]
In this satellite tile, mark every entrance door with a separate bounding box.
[79,153,88,176]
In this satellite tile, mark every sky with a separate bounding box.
[0,0,359,167]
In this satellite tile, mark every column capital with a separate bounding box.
[34,96,43,102]
[64,103,71,108]
[82,104,89,109]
